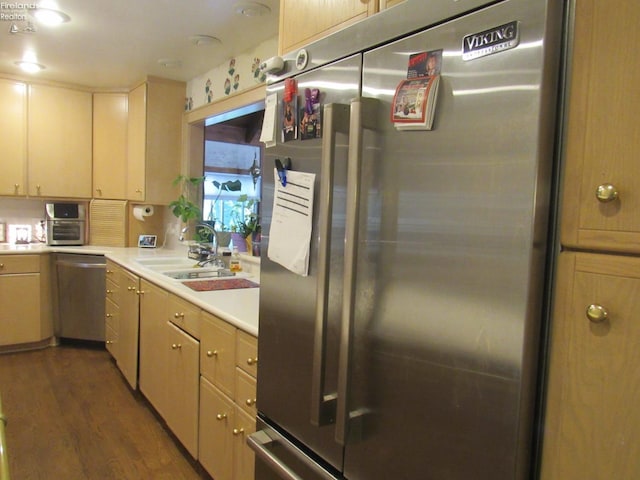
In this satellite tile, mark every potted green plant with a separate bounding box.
[229,194,260,253]
[206,179,242,247]
[169,175,216,243]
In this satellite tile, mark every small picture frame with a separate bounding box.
[138,234,157,248]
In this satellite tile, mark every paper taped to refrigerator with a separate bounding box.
[267,168,315,276]
[259,93,277,148]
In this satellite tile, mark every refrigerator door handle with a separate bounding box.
[248,429,340,480]
[335,97,378,445]
[311,102,351,427]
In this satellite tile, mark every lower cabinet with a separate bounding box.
[0,254,51,348]
[541,251,640,479]
[199,376,256,480]
[111,263,256,478]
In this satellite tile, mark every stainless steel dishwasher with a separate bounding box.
[54,253,106,342]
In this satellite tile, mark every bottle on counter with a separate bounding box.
[230,246,242,272]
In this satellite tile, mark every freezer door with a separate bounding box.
[340,1,563,479]
[257,54,362,471]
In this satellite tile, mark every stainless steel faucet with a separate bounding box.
[179,223,224,268]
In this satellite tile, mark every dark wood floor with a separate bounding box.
[0,344,212,480]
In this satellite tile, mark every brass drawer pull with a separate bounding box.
[595,183,618,203]
[586,304,609,324]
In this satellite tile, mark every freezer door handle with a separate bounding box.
[310,102,350,427]
[248,429,339,480]
[335,97,378,445]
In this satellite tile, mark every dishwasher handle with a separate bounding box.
[56,259,106,270]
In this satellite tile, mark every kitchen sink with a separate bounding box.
[163,268,238,280]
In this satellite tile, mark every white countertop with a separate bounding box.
[0,243,260,337]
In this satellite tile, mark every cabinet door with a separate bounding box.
[127,83,146,201]
[234,407,256,480]
[561,0,640,253]
[278,0,377,54]
[0,274,40,345]
[166,321,200,458]
[93,93,128,199]
[541,252,640,479]
[0,78,27,196]
[28,84,92,198]
[118,269,140,389]
[139,280,169,417]
[201,312,236,397]
[105,297,120,360]
[199,376,234,480]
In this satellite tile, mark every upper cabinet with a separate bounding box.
[28,84,92,198]
[127,77,184,205]
[278,0,378,55]
[93,93,128,200]
[560,0,640,254]
[0,78,27,197]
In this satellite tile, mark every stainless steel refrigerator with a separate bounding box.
[249,0,565,478]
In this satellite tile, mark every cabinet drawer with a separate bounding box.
[105,297,119,330]
[105,261,121,285]
[0,254,39,274]
[201,311,236,397]
[169,293,200,339]
[235,367,257,417]
[236,330,258,377]
[105,277,119,303]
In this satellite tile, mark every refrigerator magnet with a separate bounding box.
[282,97,298,142]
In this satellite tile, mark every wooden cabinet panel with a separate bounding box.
[139,279,169,417]
[93,93,128,199]
[166,321,200,458]
[541,252,640,479]
[0,273,41,346]
[0,255,39,274]
[201,311,237,397]
[235,368,257,418]
[560,0,640,253]
[233,407,256,480]
[28,84,92,198]
[199,376,235,480]
[127,77,183,204]
[236,329,258,377]
[278,0,378,54]
[0,78,27,196]
[119,268,140,389]
[169,293,201,339]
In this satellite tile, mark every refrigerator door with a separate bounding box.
[257,54,362,471]
[340,1,562,479]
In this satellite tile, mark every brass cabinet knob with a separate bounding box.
[206,350,218,357]
[106,340,113,345]
[106,313,112,318]
[14,184,19,193]
[106,269,113,274]
[595,183,618,203]
[171,343,182,350]
[245,398,256,407]
[127,286,134,291]
[136,290,144,295]
[216,413,227,421]
[36,185,41,194]
[233,428,245,436]
[586,304,609,323]
[106,289,113,294]
[174,312,185,319]
[246,357,258,366]
[0,264,4,269]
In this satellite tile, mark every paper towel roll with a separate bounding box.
[133,205,154,222]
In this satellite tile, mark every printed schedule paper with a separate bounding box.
[267,168,316,276]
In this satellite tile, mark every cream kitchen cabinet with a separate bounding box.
[541,252,640,479]
[0,78,27,197]
[93,93,128,200]
[278,0,378,55]
[166,321,200,458]
[199,313,257,480]
[118,266,140,389]
[127,77,184,204]
[139,279,169,418]
[104,261,121,360]
[560,0,640,254]
[28,84,92,198]
[0,255,41,346]
[139,281,200,458]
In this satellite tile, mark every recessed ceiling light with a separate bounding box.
[234,2,271,17]
[14,61,45,73]
[158,58,182,68]
[32,8,71,26]
[189,35,222,46]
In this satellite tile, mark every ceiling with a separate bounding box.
[0,0,279,89]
